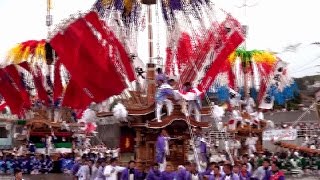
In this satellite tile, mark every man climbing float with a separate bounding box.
[176,82,203,122]
[155,79,175,122]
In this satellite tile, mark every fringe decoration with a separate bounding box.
[176,33,193,74]
[112,102,128,120]
[6,40,46,64]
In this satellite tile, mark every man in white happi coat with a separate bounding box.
[103,158,125,180]
[244,96,256,114]
[245,135,258,156]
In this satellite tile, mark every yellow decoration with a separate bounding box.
[228,50,277,67]
[6,41,46,65]
[124,0,134,15]
[228,52,237,65]
[102,0,112,6]
[252,51,276,66]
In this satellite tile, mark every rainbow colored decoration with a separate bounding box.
[6,40,46,64]
[212,48,298,106]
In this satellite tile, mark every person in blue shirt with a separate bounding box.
[155,79,175,122]
[20,155,30,174]
[30,155,41,174]
[156,68,168,86]
[0,156,6,174]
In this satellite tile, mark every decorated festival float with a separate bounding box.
[0,0,314,171]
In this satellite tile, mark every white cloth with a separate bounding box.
[187,100,201,122]
[245,97,256,113]
[77,165,90,180]
[245,137,258,155]
[257,112,264,120]
[156,99,173,122]
[129,174,134,180]
[159,158,167,172]
[90,166,99,180]
[191,174,200,180]
[103,165,125,180]
[252,166,271,180]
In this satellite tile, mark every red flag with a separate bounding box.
[176,33,193,74]
[0,69,24,114]
[50,16,126,107]
[62,79,92,110]
[4,65,31,108]
[32,66,50,105]
[165,47,173,76]
[53,60,63,102]
[198,26,244,91]
[83,11,135,82]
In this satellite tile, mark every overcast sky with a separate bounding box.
[0,0,320,77]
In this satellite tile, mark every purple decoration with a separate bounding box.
[170,0,182,10]
[114,0,123,10]
[161,1,170,22]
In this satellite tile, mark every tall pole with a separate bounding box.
[236,0,258,98]
[143,0,157,105]
[46,0,53,37]
[46,0,55,121]
[148,5,154,64]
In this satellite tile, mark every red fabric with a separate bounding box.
[32,66,50,105]
[53,60,63,102]
[165,47,173,76]
[4,65,31,108]
[50,17,126,108]
[18,62,31,72]
[85,122,97,134]
[198,28,244,92]
[257,80,267,105]
[62,79,93,110]
[0,69,24,114]
[18,62,49,105]
[271,171,284,180]
[176,33,193,74]
[83,11,135,82]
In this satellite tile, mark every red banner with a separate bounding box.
[198,29,244,91]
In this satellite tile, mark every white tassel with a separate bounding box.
[80,109,97,122]
[211,104,225,120]
[112,103,128,120]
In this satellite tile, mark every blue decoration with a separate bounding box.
[214,86,229,103]
[266,82,299,105]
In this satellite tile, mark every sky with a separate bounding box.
[0,0,320,77]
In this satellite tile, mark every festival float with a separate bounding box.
[0,0,302,168]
